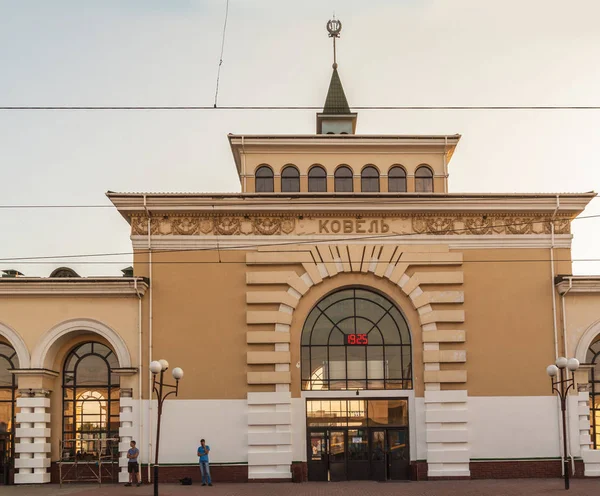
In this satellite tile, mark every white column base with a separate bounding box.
[247,392,292,480]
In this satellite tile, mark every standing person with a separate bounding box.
[197,439,212,486]
[125,440,141,487]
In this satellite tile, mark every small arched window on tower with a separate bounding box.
[361,166,380,193]
[255,165,274,193]
[415,166,433,193]
[334,166,353,192]
[388,166,407,193]
[281,165,300,192]
[308,166,327,192]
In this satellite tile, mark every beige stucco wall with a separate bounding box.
[564,292,600,361]
[461,247,571,396]
[134,244,570,400]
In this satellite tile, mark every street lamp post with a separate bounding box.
[546,356,580,490]
[150,359,184,496]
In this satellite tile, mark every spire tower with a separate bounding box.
[316,18,358,135]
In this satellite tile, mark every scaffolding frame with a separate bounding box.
[58,437,119,487]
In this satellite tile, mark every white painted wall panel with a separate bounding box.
[149,399,248,464]
[469,396,560,459]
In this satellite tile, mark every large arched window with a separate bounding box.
[587,338,600,449]
[62,342,120,460]
[281,165,300,192]
[361,166,380,192]
[415,166,433,193]
[0,343,18,468]
[301,288,412,390]
[255,165,274,193]
[308,166,327,192]
[334,166,353,192]
[388,166,407,193]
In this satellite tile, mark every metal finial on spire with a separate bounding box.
[326,18,342,69]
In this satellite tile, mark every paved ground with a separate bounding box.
[2,480,600,496]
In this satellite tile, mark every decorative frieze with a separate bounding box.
[130,214,571,236]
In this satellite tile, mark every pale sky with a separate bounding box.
[1,0,600,277]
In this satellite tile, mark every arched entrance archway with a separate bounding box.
[301,287,412,482]
[60,342,120,478]
[0,342,18,485]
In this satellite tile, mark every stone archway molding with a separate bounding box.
[575,318,600,364]
[31,317,132,369]
[0,321,31,369]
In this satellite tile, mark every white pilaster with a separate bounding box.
[247,392,292,480]
[118,393,137,483]
[14,390,51,484]
[424,390,470,478]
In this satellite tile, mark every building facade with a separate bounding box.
[1,57,600,485]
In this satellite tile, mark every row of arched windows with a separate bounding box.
[255,165,434,193]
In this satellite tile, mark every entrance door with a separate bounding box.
[328,430,346,482]
[387,429,409,480]
[307,431,328,481]
[347,428,369,480]
[370,430,386,481]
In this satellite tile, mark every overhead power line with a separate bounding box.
[0,216,599,263]
[3,105,600,111]
[213,0,230,108]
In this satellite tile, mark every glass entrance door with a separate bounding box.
[307,431,328,481]
[347,428,369,480]
[329,431,346,482]
[370,430,386,481]
[387,429,409,480]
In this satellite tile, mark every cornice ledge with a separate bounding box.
[556,279,600,294]
[0,280,149,296]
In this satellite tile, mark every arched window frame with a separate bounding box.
[388,165,407,193]
[308,165,327,193]
[587,338,600,449]
[334,165,353,193]
[301,287,412,391]
[361,165,380,193]
[255,165,274,193]
[415,165,434,193]
[281,165,300,193]
[0,342,18,460]
[62,342,120,460]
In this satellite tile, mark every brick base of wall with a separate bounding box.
[470,460,585,479]
[42,460,586,484]
[411,461,428,481]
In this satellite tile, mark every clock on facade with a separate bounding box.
[346,333,368,345]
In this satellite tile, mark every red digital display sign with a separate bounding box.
[346,333,368,345]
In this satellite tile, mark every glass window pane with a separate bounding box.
[368,400,408,426]
[307,400,347,427]
[0,357,13,387]
[308,166,327,192]
[388,166,407,193]
[335,166,353,192]
[311,313,333,345]
[328,347,346,381]
[348,428,368,459]
[75,355,109,386]
[386,347,403,379]
[347,346,366,380]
